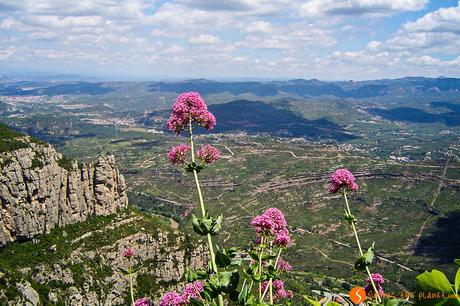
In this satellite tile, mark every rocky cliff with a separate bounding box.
[0,208,207,305]
[0,126,207,305]
[0,137,128,246]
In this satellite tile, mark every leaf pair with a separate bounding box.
[343,210,357,225]
[117,264,143,276]
[192,213,223,236]
[215,246,241,269]
[354,244,375,272]
[185,161,205,173]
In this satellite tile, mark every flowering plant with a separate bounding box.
[161,92,294,306]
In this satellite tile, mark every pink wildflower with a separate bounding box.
[329,168,359,193]
[263,208,287,232]
[273,233,291,247]
[250,214,276,234]
[159,291,184,306]
[123,247,135,258]
[135,298,151,306]
[168,144,191,165]
[276,259,292,272]
[166,92,216,134]
[250,207,288,236]
[197,145,220,164]
[262,280,290,301]
[273,279,288,300]
[181,281,204,302]
[365,273,385,297]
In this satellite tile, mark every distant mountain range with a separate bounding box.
[1,77,460,98]
[148,77,460,98]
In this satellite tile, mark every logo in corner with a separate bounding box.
[349,286,366,304]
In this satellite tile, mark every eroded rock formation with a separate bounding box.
[0,138,128,246]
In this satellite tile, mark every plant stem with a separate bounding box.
[128,267,135,306]
[188,120,224,306]
[344,191,381,303]
[260,278,272,302]
[268,248,283,305]
[258,236,265,299]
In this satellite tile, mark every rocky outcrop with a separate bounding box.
[0,138,128,246]
[1,210,207,306]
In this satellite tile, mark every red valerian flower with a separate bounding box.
[123,247,135,258]
[166,92,216,134]
[365,273,385,297]
[197,145,220,164]
[134,298,151,306]
[329,168,359,193]
[168,144,191,165]
[159,291,184,306]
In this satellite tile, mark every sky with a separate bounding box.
[0,0,459,81]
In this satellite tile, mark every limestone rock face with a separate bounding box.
[0,139,128,246]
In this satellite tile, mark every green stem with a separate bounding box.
[258,237,265,299]
[268,248,283,305]
[260,278,272,303]
[274,248,282,269]
[188,119,223,306]
[344,191,382,303]
[128,267,135,306]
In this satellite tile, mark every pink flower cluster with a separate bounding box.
[197,145,220,164]
[135,298,151,306]
[261,279,293,301]
[329,168,359,193]
[159,292,183,306]
[123,247,135,258]
[159,281,204,306]
[181,281,205,302]
[276,259,292,272]
[250,208,291,247]
[365,273,385,297]
[168,144,191,165]
[166,92,216,134]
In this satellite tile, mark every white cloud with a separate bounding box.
[0,47,16,60]
[245,21,273,33]
[403,2,460,33]
[189,34,221,45]
[366,40,381,50]
[298,0,427,17]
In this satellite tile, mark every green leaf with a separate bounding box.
[192,213,222,236]
[344,210,357,225]
[455,267,460,294]
[383,298,409,306]
[326,302,341,306]
[210,214,223,235]
[248,250,259,262]
[415,269,460,306]
[238,280,248,304]
[215,249,232,268]
[186,267,209,282]
[192,214,206,235]
[455,259,460,267]
[355,244,375,272]
[303,295,321,306]
[363,243,375,264]
[189,298,205,306]
[116,267,130,275]
[185,161,205,173]
[218,271,233,288]
[260,254,277,261]
[267,265,278,279]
